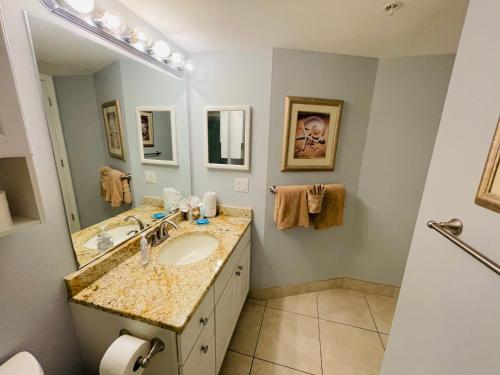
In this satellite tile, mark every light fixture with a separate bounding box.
[95,10,126,35]
[383,1,402,16]
[57,0,94,14]
[184,60,194,72]
[149,40,171,61]
[169,52,185,69]
[129,27,152,51]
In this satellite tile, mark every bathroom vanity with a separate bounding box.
[66,209,251,375]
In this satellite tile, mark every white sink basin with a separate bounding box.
[158,233,219,266]
[84,225,140,250]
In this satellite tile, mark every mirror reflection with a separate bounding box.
[29,15,191,268]
[204,106,251,170]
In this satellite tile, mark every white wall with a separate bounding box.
[381,0,500,373]
[351,55,455,285]
[188,49,273,287]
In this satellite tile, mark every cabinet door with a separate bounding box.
[235,243,251,312]
[215,274,237,373]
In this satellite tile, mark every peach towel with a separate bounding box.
[273,185,309,230]
[100,166,132,207]
[307,184,326,214]
[313,184,345,229]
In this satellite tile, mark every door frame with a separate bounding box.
[39,74,81,232]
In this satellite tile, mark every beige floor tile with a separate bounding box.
[219,350,253,375]
[229,302,265,355]
[320,319,384,375]
[317,289,376,330]
[365,293,397,334]
[247,297,267,306]
[255,308,322,375]
[267,292,318,317]
[251,359,309,375]
[380,334,389,349]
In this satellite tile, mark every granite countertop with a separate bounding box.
[71,205,164,266]
[70,214,251,333]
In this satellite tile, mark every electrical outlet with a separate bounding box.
[144,170,157,184]
[234,177,249,193]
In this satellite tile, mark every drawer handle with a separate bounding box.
[237,265,243,271]
[236,270,241,276]
[199,317,208,326]
[201,344,209,354]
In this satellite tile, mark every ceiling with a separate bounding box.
[116,0,468,58]
[30,16,121,75]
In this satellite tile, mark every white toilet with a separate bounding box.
[0,352,44,375]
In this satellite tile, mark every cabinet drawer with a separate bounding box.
[214,227,250,302]
[180,314,215,375]
[177,286,214,364]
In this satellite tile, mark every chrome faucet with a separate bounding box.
[147,219,180,247]
[124,215,145,230]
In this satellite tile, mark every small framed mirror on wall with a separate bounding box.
[136,106,178,166]
[204,106,251,170]
[475,116,500,213]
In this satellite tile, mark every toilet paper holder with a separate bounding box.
[119,329,165,370]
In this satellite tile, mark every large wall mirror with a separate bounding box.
[27,13,191,268]
[204,106,251,170]
[137,107,178,166]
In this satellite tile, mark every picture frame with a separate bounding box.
[102,100,125,160]
[140,111,154,147]
[475,116,500,213]
[281,96,343,171]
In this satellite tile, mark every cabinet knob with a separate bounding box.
[236,271,241,276]
[200,317,208,326]
[201,344,209,354]
[237,265,243,271]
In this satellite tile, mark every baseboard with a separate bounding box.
[249,277,400,300]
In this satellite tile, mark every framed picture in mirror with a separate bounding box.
[140,111,154,147]
[281,96,343,171]
[136,106,178,166]
[475,117,500,213]
[204,105,251,170]
[102,100,125,160]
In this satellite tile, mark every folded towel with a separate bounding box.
[313,184,345,230]
[100,166,132,207]
[273,185,309,230]
[307,184,326,214]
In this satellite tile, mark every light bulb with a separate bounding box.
[149,40,171,60]
[96,10,126,35]
[169,52,185,68]
[184,60,194,72]
[58,0,94,14]
[130,27,152,50]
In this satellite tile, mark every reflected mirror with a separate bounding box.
[204,106,251,170]
[137,107,178,165]
[27,14,191,268]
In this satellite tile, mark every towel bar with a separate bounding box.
[427,218,500,275]
[270,185,277,194]
[120,174,131,181]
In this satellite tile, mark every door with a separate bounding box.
[215,273,237,373]
[235,243,251,312]
[39,74,81,233]
[381,1,500,374]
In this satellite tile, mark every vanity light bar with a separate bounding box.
[39,0,188,77]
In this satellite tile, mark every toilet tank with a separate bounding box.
[0,352,44,375]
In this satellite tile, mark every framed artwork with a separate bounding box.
[475,116,500,213]
[140,111,154,147]
[102,100,125,160]
[281,96,343,171]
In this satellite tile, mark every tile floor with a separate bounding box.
[219,288,397,375]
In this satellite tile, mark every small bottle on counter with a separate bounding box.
[140,234,149,265]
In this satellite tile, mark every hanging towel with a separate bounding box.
[273,185,309,230]
[100,166,132,207]
[307,184,326,214]
[313,184,345,230]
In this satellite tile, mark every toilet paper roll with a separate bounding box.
[0,191,13,232]
[99,335,150,375]
[203,191,217,218]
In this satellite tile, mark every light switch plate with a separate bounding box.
[234,177,249,193]
[144,170,157,184]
